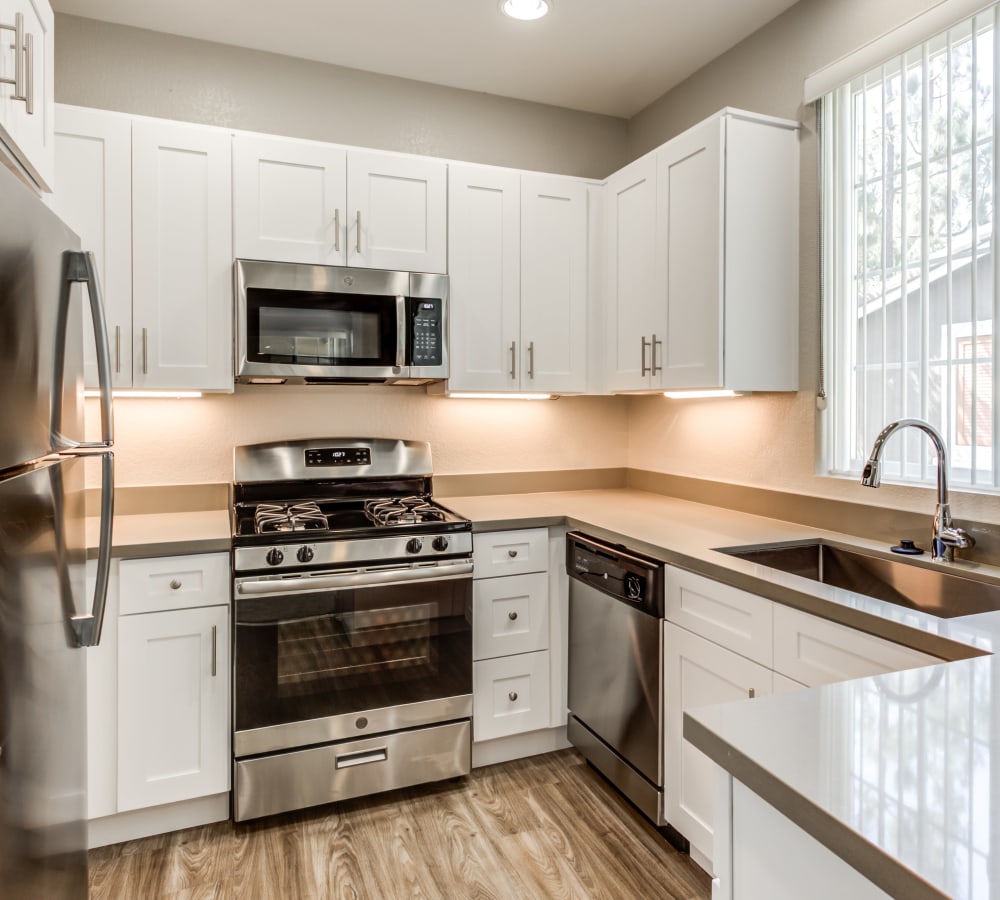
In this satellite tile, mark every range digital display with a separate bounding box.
[304,447,372,467]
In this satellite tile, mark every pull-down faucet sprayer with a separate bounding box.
[861,418,974,562]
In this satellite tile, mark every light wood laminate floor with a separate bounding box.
[89,749,711,899]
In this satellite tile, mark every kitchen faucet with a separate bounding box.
[860,418,975,562]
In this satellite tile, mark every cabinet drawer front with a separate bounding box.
[665,568,772,666]
[473,651,551,741]
[119,553,230,615]
[474,529,548,579]
[473,572,549,660]
[773,605,940,687]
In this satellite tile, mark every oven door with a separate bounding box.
[233,562,473,758]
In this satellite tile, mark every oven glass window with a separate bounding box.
[246,289,397,365]
[235,578,471,732]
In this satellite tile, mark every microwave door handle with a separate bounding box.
[396,296,407,369]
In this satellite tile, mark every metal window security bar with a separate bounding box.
[823,3,1000,492]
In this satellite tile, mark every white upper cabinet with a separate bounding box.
[232,133,347,266]
[604,109,798,394]
[519,175,588,394]
[47,105,133,388]
[346,150,447,273]
[0,0,53,191]
[132,118,233,391]
[447,165,521,391]
[604,154,660,392]
[232,139,447,274]
[448,164,589,393]
[657,112,799,392]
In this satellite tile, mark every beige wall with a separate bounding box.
[87,390,628,487]
[54,14,628,179]
[624,0,1000,526]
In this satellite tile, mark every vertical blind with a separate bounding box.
[824,2,1000,490]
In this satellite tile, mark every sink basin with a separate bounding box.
[717,540,1000,619]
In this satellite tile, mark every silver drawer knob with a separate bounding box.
[508,611,518,621]
[169,579,182,590]
[507,549,518,558]
[508,691,518,702]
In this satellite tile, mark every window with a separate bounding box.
[823,6,999,490]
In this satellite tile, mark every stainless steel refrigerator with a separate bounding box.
[0,161,115,896]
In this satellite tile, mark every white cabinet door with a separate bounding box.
[117,605,230,812]
[447,164,520,391]
[473,528,549,578]
[772,605,940,687]
[132,119,233,390]
[664,622,773,869]
[473,650,551,741]
[0,0,53,190]
[520,175,588,393]
[658,116,724,391]
[346,151,447,273]
[473,571,549,660]
[604,154,660,392]
[48,105,132,388]
[232,133,347,265]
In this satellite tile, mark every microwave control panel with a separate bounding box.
[409,299,443,366]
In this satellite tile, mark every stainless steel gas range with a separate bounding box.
[230,438,473,822]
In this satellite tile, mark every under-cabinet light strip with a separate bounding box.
[84,390,204,399]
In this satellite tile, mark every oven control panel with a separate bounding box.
[304,447,372,467]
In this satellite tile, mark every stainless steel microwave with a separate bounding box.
[234,259,449,385]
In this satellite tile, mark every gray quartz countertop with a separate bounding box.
[86,509,231,558]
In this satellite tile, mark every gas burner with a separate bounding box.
[364,496,446,527]
[254,501,328,534]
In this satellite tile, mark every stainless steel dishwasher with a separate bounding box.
[566,532,681,843]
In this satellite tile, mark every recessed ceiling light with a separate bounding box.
[500,0,551,21]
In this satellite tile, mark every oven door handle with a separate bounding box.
[235,560,474,597]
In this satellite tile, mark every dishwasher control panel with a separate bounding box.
[566,532,664,618]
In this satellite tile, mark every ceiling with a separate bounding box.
[51,0,801,118]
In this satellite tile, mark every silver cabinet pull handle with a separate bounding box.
[22,29,32,114]
[356,210,362,255]
[527,341,535,380]
[641,335,650,376]
[169,579,182,590]
[0,14,28,109]
[211,625,218,677]
[651,333,662,376]
[333,208,340,253]
[142,327,148,375]
[508,610,518,621]
[509,341,516,380]
[508,691,518,702]
[114,325,121,374]
[748,687,756,699]
[507,549,518,558]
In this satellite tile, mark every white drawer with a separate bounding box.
[773,605,940,687]
[473,650,551,741]
[665,567,773,666]
[473,571,549,661]
[119,553,230,615]
[474,529,548,579]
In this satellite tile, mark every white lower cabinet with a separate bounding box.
[473,650,551,742]
[117,604,230,811]
[664,622,773,866]
[86,552,231,842]
[663,565,941,876]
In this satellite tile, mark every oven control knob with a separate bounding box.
[406,538,423,554]
[265,548,284,567]
[432,536,449,552]
[297,546,315,564]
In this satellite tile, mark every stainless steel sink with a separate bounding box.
[717,540,1000,619]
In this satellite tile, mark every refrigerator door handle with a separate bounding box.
[67,450,114,648]
[62,250,114,448]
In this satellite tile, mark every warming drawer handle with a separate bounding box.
[236,560,475,596]
[336,747,388,769]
